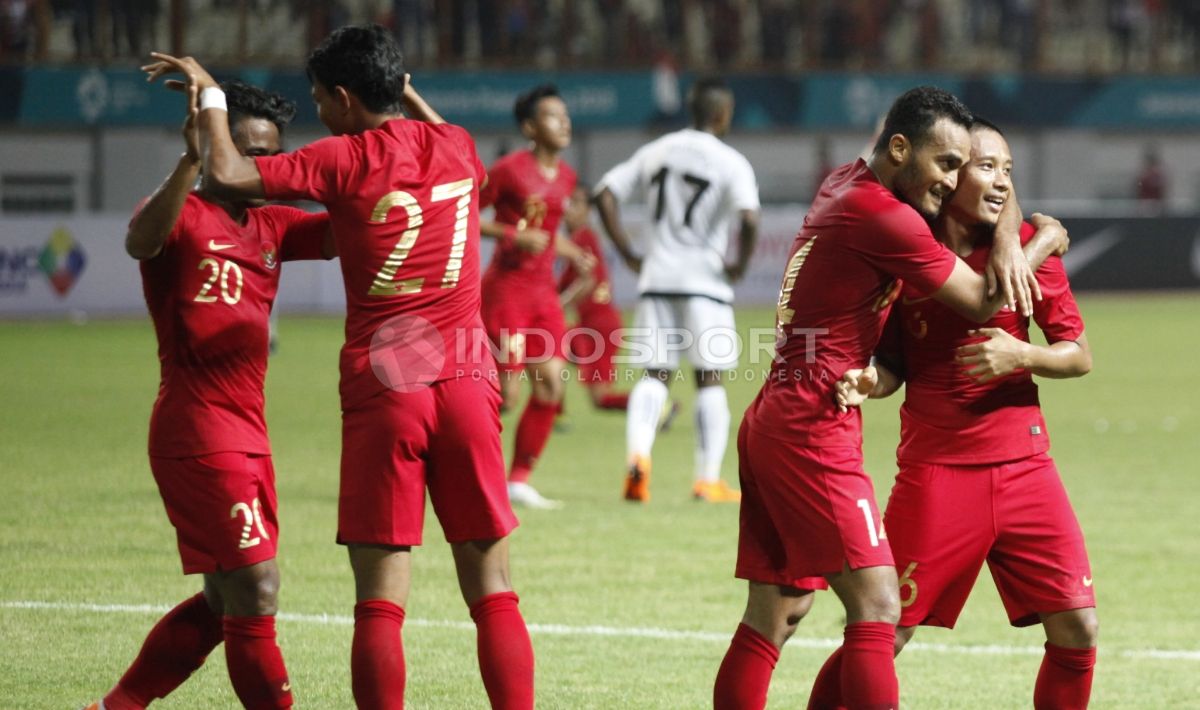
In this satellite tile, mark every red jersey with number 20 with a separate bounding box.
[480,149,577,291]
[749,159,957,448]
[256,120,490,409]
[881,222,1085,466]
[139,193,329,457]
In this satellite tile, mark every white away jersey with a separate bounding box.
[597,128,759,303]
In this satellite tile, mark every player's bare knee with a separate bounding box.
[532,372,564,402]
[1044,608,1099,648]
[846,588,900,624]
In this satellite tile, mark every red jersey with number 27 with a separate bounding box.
[749,159,957,448]
[139,193,329,457]
[880,222,1085,466]
[480,149,576,291]
[256,119,490,409]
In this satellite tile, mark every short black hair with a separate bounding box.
[306,24,406,114]
[970,116,1004,136]
[872,86,973,155]
[513,84,560,125]
[688,76,732,127]
[222,79,296,135]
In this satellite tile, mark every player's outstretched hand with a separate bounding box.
[514,227,550,254]
[835,366,878,413]
[987,234,1039,317]
[956,327,1028,383]
[142,52,219,93]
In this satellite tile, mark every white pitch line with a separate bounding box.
[5,600,1199,662]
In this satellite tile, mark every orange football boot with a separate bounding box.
[624,456,651,502]
[692,479,742,503]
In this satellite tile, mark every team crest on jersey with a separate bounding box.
[261,245,279,270]
[522,196,548,229]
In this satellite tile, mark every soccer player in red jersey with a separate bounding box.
[88,81,331,710]
[836,119,1097,709]
[145,25,534,710]
[712,87,1067,710]
[478,83,594,509]
[558,184,631,413]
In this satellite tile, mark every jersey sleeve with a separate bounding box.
[857,206,957,296]
[728,154,760,212]
[1032,256,1084,343]
[255,135,357,204]
[596,148,646,203]
[275,208,332,262]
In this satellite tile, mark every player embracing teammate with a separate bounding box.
[713,86,1070,710]
[836,117,1098,709]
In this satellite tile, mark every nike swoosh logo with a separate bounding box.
[1083,576,1093,587]
[1062,227,1121,277]
[208,240,236,251]
[282,682,291,692]
[901,295,931,305]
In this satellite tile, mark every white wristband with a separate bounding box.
[199,87,227,112]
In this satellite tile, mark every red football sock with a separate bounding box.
[596,392,630,410]
[509,397,558,484]
[469,591,534,710]
[806,646,846,710]
[104,592,223,710]
[1034,642,1096,710]
[714,623,779,710]
[352,600,406,710]
[840,622,898,710]
[223,616,292,709]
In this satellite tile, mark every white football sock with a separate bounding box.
[694,385,730,483]
[627,377,669,461]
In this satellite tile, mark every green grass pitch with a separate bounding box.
[1,294,1197,708]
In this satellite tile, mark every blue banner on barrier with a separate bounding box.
[8,67,1200,130]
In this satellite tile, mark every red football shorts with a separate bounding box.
[339,375,518,546]
[567,305,623,385]
[735,419,892,588]
[884,453,1095,628]
[481,288,566,373]
[150,452,280,575]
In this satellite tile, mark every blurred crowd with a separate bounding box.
[2,0,1200,73]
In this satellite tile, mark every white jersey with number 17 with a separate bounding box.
[597,128,759,304]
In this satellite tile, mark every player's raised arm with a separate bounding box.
[126,87,200,260]
[143,52,267,201]
[592,187,641,273]
[401,76,445,125]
